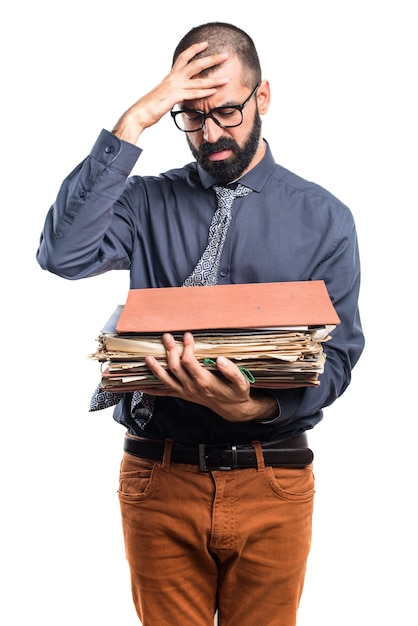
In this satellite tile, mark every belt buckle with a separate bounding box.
[198,443,238,472]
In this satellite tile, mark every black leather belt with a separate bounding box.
[124,433,313,471]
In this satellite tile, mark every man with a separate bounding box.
[37,22,364,626]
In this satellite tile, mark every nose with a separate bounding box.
[202,116,224,143]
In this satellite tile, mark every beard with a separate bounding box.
[186,111,262,183]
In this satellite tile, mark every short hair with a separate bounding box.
[172,22,262,87]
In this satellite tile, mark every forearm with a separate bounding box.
[112,102,150,145]
[216,389,280,423]
[248,389,280,422]
[36,130,141,279]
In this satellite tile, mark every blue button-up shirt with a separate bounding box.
[37,129,364,444]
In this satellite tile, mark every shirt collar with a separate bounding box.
[197,140,276,193]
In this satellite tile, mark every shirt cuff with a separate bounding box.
[90,129,142,173]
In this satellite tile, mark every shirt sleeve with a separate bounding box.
[267,209,365,426]
[36,129,142,279]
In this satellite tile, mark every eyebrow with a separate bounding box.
[180,99,241,112]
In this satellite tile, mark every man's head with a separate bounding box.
[172,22,262,86]
[172,23,270,182]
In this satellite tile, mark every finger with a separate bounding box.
[162,333,183,363]
[173,43,229,80]
[180,331,195,357]
[177,77,230,103]
[216,356,249,389]
[162,332,200,384]
[144,354,170,379]
[161,333,194,382]
[144,354,184,392]
[172,41,209,68]
[177,332,208,377]
[185,52,230,80]
[173,41,228,71]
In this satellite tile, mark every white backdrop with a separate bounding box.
[3,1,417,624]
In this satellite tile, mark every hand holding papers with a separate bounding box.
[89,282,340,391]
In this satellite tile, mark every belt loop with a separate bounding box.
[252,441,265,471]
[161,439,173,471]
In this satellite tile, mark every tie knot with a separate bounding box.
[212,184,253,206]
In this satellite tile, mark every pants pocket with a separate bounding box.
[266,464,315,502]
[118,453,159,501]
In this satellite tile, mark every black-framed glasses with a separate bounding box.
[170,83,259,133]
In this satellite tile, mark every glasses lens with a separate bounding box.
[211,107,243,128]
[175,111,203,132]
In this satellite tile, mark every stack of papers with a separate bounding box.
[90,282,340,391]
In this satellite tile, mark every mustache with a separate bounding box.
[198,137,238,157]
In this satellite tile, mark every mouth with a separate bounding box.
[207,149,233,161]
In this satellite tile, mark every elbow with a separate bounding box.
[36,240,84,280]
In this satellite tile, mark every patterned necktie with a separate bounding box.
[183,184,253,287]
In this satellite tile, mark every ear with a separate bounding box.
[256,79,271,115]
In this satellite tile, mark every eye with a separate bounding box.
[214,107,239,119]
[181,110,202,122]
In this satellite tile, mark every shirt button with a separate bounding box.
[220,269,228,277]
[104,145,114,154]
